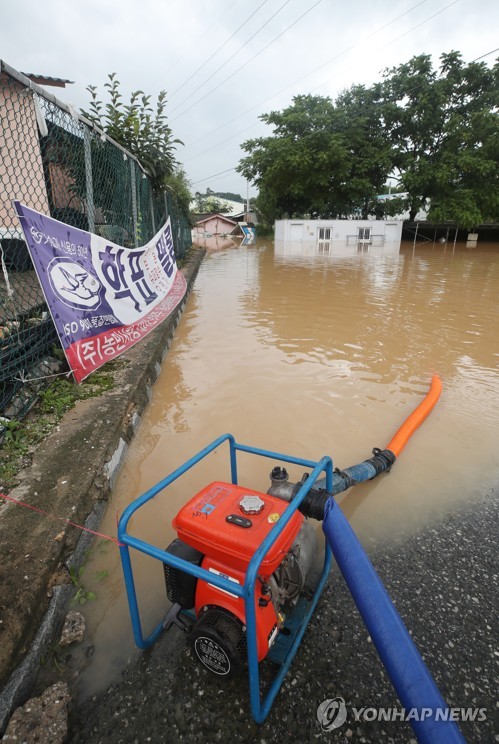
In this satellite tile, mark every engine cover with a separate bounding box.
[195,555,279,662]
[173,482,304,574]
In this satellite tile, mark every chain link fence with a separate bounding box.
[0,61,191,421]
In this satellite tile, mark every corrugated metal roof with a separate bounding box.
[22,73,74,88]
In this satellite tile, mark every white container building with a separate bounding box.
[274,219,403,255]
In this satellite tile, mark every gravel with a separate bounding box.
[69,492,498,744]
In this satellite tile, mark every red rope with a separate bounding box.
[0,492,123,546]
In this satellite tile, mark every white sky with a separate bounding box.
[1,0,498,198]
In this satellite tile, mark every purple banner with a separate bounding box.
[14,202,187,382]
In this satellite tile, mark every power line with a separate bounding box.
[169,0,270,100]
[311,0,461,97]
[171,0,323,122]
[166,0,240,84]
[187,0,474,190]
[184,123,257,165]
[472,47,499,62]
[191,167,236,186]
[169,0,292,115]
[181,0,430,156]
[186,0,467,165]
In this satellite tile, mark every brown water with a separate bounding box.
[76,238,499,697]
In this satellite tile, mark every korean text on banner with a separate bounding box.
[14,202,187,383]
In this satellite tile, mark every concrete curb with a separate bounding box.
[0,248,205,733]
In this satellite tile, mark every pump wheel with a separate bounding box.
[190,607,246,678]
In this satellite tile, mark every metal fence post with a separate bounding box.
[82,126,95,233]
[130,159,139,247]
[150,192,156,235]
[0,60,191,419]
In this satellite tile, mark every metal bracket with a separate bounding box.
[161,602,189,633]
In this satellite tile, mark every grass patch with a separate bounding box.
[0,363,122,492]
[38,371,115,417]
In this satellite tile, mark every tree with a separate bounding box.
[237,93,393,225]
[379,52,499,226]
[82,73,183,193]
[193,191,225,213]
[238,52,498,229]
[212,191,243,202]
[329,84,393,218]
[165,168,192,221]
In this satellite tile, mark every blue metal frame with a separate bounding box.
[118,433,333,724]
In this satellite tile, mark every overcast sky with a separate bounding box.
[2,0,498,199]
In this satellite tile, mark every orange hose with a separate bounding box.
[386,375,442,457]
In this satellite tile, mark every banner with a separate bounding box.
[14,202,187,382]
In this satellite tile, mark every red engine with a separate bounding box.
[164,481,318,677]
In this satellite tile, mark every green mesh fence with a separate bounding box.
[0,61,191,421]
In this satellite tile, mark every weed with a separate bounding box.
[73,587,96,605]
[68,564,84,587]
[0,360,123,491]
[0,418,26,447]
[68,549,109,604]
[69,564,97,605]
[38,370,115,417]
[0,419,31,486]
[40,643,66,672]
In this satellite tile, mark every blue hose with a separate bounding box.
[300,449,396,519]
[322,498,466,744]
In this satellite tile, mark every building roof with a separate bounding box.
[193,213,238,227]
[22,74,74,88]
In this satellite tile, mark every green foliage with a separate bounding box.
[0,366,119,491]
[192,189,248,215]
[68,551,109,605]
[0,418,26,447]
[238,92,392,225]
[72,587,97,605]
[39,372,114,417]
[165,168,192,221]
[0,417,29,486]
[238,51,499,228]
[379,51,499,226]
[211,191,243,202]
[193,191,226,213]
[83,73,183,193]
[69,565,96,605]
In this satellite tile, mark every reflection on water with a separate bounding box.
[77,237,499,698]
[274,238,401,258]
[192,234,239,250]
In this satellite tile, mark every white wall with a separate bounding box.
[274,219,403,244]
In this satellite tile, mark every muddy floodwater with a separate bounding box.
[75,238,499,699]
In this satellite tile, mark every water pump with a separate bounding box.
[164,480,318,677]
[120,378,453,732]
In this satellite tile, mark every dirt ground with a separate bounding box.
[0,249,205,734]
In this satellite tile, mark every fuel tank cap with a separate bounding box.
[239,494,265,515]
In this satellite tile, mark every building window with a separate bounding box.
[319,228,331,240]
[357,227,371,242]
